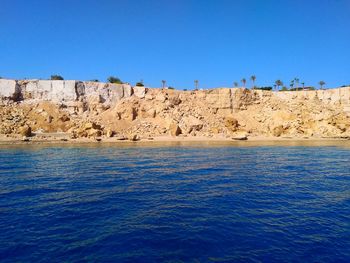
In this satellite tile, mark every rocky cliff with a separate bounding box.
[1,78,350,140]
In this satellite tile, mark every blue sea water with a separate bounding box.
[0,141,350,262]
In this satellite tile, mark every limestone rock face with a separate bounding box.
[1,78,350,139]
[84,82,128,107]
[20,80,77,102]
[205,88,232,109]
[0,79,20,99]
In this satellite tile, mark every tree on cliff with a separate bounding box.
[161,80,166,89]
[319,81,325,89]
[241,78,246,88]
[275,80,283,91]
[194,80,199,90]
[294,78,300,91]
[290,79,294,89]
[250,75,256,89]
[136,82,144,87]
[107,76,123,84]
[51,75,64,80]
[233,82,238,87]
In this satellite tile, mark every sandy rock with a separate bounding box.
[168,95,181,106]
[225,117,239,132]
[84,122,101,130]
[156,93,166,102]
[19,126,32,137]
[182,116,203,133]
[105,129,114,137]
[145,94,153,100]
[169,123,182,136]
[133,86,146,98]
[232,133,248,140]
[87,128,102,137]
[272,125,285,137]
[59,115,70,122]
[129,134,140,141]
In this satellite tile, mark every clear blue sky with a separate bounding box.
[1,0,349,89]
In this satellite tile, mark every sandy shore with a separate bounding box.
[1,133,349,146]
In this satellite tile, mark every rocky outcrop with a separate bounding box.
[1,78,350,139]
[0,79,21,100]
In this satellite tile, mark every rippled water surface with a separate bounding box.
[1,141,350,262]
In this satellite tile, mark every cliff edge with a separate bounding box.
[1,78,350,140]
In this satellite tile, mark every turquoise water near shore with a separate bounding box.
[0,142,350,262]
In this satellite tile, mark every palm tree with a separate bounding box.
[233,82,238,88]
[319,81,325,89]
[250,75,256,89]
[275,80,283,91]
[301,82,305,89]
[290,80,294,90]
[161,80,166,89]
[294,78,299,91]
[241,78,246,88]
[194,80,199,90]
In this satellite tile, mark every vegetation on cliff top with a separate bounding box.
[107,76,123,84]
[50,75,64,80]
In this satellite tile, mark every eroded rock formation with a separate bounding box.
[1,78,350,140]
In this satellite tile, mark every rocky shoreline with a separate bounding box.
[1,78,350,142]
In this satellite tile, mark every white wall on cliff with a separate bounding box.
[0,79,20,98]
[1,78,350,111]
[0,79,133,108]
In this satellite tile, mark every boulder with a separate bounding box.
[168,95,181,106]
[84,122,101,130]
[156,93,166,102]
[105,129,114,137]
[225,117,239,132]
[272,125,284,137]
[129,134,140,141]
[169,123,182,136]
[232,134,248,140]
[118,107,137,121]
[133,86,146,98]
[19,126,32,137]
[59,115,70,122]
[87,128,102,138]
[182,116,203,133]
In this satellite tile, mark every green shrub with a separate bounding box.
[90,79,99,82]
[51,75,64,80]
[168,86,175,90]
[107,76,123,84]
[135,82,144,87]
